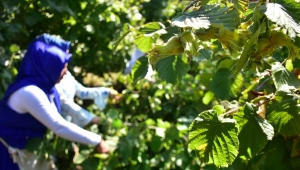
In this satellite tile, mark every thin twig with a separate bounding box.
[220,94,275,118]
[183,0,200,13]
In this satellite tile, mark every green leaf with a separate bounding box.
[189,107,239,167]
[74,153,86,164]
[273,0,300,27]
[259,3,300,40]
[231,24,262,77]
[137,22,167,35]
[131,57,149,84]
[263,136,293,170]
[9,44,20,53]
[135,22,166,53]
[213,105,225,116]
[150,135,163,153]
[202,91,214,105]
[172,5,240,31]
[81,157,101,170]
[216,57,235,71]
[156,56,190,84]
[210,68,243,99]
[112,119,123,129]
[271,62,300,90]
[275,0,300,47]
[135,34,157,53]
[192,49,212,63]
[25,138,42,152]
[230,0,249,15]
[267,88,300,136]
[119,140,133,162]
[165,126,180,141]
[234,103,274,159]
[255,116,275,141]
[145,118,156,126]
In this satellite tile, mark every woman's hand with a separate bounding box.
[109,89,122,104]
[96,139,110,154]
[108,89,118,98]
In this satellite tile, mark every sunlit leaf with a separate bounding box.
[255,116,274,141]
[155,127,165,138]
[135,34,157,53]
[9,44,20,53]
[259,3,300,40]
[156,56,190,84]
[271,62,300,90]
[172,5,240,31]
[273,0,300,48]
[137,22,167,35]
[273,0,300,23]
[267,87,300,136]
[202,91,214,105]
[189,107,239,167]
[230,0,249,15]
[112,119,123,129]
[234,103,274,159]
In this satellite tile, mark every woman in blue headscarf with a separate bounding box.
[0,35,109,170]
[35,34,119,127]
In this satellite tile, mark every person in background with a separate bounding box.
[55,71,118,127]
[36,33,119,128]
[0,35,109,170]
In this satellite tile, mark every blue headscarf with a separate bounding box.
[2,39,72,102]
[29,33,72,113]
[34,33,71,52]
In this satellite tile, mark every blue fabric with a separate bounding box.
[0,38,72,170]
[35,33,71,52]
[0,144,19,170]
[33,33,72,113]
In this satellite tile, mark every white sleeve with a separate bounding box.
[74,81,100,99]
[60,100,94,127]
[56,82,94,127]
[65,72,108,100]
[7,85,101,147]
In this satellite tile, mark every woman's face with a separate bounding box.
[56,63,68,83]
